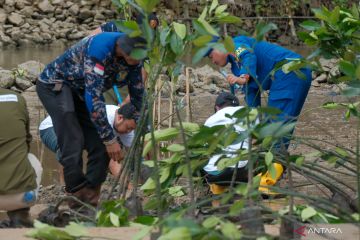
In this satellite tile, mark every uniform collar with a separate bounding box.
[227,54,237,65]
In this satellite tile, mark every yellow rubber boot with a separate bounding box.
[258,163,284,195]
[209,184,227,207]
[209,184,227,195]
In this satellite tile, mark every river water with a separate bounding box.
[0,45,313,70]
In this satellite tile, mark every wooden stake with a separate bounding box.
[157,78,161,130]
[169,81,174,128]
[185,67,191,122]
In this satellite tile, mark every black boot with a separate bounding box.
[7,208,33,228]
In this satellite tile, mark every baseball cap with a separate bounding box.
[117,35,147,57]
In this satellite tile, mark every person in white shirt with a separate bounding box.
[39,103,136,178]
[202,92,249,187]
[203,92,284,196]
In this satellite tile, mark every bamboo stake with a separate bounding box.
[169,81,174,128]
[157,78,161,130]
[185,67,191,122]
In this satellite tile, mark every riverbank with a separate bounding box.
[1,0,351,47]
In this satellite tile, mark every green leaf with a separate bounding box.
[295,156,305,167]
[145,128,179,142]
[142,141,153,157]
[235,183,248,195]
[143,198,159,210]
[193,35,213,47]
[345,109,351,120]
[217,15,241,24]
[265,151,273,166]
[170,32,183,55]
[142,160,154,167]
[130,48,148,60]
[168,186,185,197]
[313,7,330,22]
[217,157,239,171]
[301,206,317,221]
[229,200,244,216]
[192,19,208,35]
[221,222,242,239]
[109,212,120,227]
[258,121,296,139]
[192,46,211,64]
[262,136,273,148]
[342,82,360,97]
[135,0,159,13]
[202,216,220,228]
[335,147,348,157]
[64,222,87,237]
[215,5,227,15]
[199,6,207,21]
[133,216,157,226]
[255,22,278,41]
[173,22,187,40]
[268,163,277,180]
[160,28,170,46]
[161,154,181,164]
[167,144,185,152]
[160,167,170,183]
[281,59,304,74]
[322,102,339,109]
[158,227,192,240]
[330,6,340,25]
[132,225,153,240]
[351,4,359,19]
[209,0,218,14]
[199,19,219,36]
[224,35,235,53]
[174,122,200,133]
[300,20,321,31]
[140,177,156,190]
[339,60,356,77]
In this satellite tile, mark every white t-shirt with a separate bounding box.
[203,106,249,173]
[39,105,134,147]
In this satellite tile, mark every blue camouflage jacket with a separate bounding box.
[227,36,304,107]
[39,32,144,143]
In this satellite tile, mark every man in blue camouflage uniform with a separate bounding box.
[206,36,312,150]
[36,32,146,208]
[90,13,159,105]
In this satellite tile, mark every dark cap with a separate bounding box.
[117,35,147,56]
[215,92,240,109]
[135,12,159,28]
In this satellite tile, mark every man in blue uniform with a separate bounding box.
[90,13,159,105]
[36,32,147,208]
[206,36,312,149]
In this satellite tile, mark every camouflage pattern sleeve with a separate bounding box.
[100,21,119,32]
[126,64,145,111]
[84,57,116,143]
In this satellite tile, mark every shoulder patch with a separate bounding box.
[235,47,247,57]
